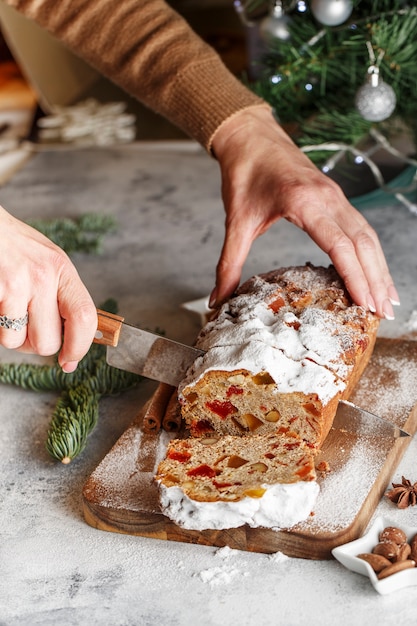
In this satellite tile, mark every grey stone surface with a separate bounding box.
[0,143,416,625]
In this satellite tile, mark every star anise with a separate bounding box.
[386,476,417,509]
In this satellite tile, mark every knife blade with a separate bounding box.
[334,400,410,438]
[94,310,410,438]
[94,309,204,386]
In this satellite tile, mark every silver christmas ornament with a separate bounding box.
[310,0,353,26]
[355,67,397,123]
[260,1,292,43]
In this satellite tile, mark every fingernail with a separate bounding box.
[61,361,79,374]
[383,299,395,321]
[388,286,401,306]
[367,295,376,313]
[209,288,218,309]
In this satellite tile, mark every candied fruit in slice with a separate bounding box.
[226,385,244,397]
[244,487,266,498]
[302,402,321,417]
[191,419,215,436]
[286,320,300,330]
[187,464,217,478]
[277,426,289,434]
[167,450,191,463]
[268,295,285,312]
[206,400,237,419]
[296,463,315,480]
[241,413,264,431]
[162,473,180,485]
[212,480,234,489]
[357,336,370,353]
[284,441,301,451]
[252,372,275,385]
[227,455,249,468]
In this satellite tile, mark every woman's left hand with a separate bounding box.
[210,106,399,320]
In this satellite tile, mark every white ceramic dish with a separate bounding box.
[332,516,417,595]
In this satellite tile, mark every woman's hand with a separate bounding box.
[210,106,399,319]
[0,205,97,372]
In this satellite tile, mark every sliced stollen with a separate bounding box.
[155,431,319,530]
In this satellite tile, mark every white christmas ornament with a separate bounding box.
[355,66,397,123]
[260,1,292,43]
[310,0,353,26]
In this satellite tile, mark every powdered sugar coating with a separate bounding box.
[179,265,374,404]
[159,480,320,531]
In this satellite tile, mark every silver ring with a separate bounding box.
[0,312,29,331]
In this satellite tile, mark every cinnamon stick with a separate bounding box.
[141,382,175,433]
[162,390,183,433]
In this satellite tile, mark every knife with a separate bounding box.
[334,400,410,439]
[94,309,205,386]
[94,309,410,439]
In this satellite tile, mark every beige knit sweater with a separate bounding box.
[3,0,266,151]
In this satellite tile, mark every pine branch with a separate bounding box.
[0,298,144,463]
[27,213,117,255]
[45,384,101,463]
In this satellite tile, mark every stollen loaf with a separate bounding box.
[156,264,379,531]
[178,264,379,450]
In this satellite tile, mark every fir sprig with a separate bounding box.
[0,299,143,463]
[27,213,117,254]
[0,214,139,462]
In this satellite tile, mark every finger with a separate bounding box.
[25,296,63,357]
[308,213,395,319]
[56,276,98,373]
[353,229,397,319]
[211,224,254,307]
[0,305,29,349]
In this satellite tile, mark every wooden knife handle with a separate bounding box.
[94,308,125,347]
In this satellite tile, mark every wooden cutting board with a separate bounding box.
[82,338,417,559]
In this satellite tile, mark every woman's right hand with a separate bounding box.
[0,205,97,372]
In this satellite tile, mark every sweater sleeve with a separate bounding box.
[4,0,268,150]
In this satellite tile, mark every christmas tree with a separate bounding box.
[236,0,417,210]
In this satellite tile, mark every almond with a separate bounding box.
[409,534,417,561]
[227,374,245,385]
[373,540,399,560]
[357,553,392,573]
[200,436,220,445]
[395,542,412,562]
[379,526,407,545]
[249,462,268,473]
[377,559,416,580]
[265,410,280,422]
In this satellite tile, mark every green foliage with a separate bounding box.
[0,299,143,463]
[251,1,417,162]
[27,213,117,254]
[0,213,140,462]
